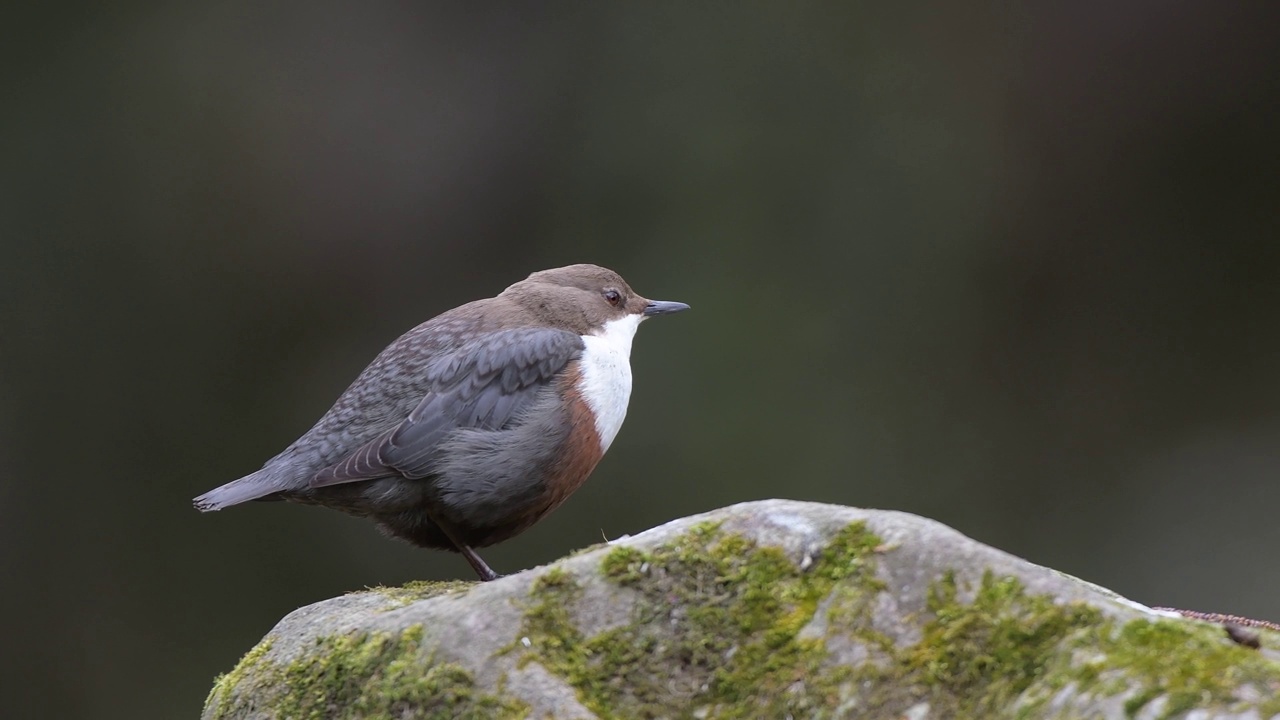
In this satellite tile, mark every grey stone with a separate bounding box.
[203,500,1280,720]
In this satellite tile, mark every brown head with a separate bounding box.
[500,263,689,335]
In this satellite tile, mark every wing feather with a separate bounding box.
[311,328,584,487]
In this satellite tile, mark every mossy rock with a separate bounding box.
[202,500,1280,719]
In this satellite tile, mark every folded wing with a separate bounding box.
[310,327,584,487]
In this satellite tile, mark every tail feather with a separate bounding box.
[193,471,287,511]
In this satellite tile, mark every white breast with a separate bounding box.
[577,313,643,451]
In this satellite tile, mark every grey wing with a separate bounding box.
[310,328,584,488]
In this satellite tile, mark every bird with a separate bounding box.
[193,264,689,581]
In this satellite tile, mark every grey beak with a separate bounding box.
[643,300,691,317]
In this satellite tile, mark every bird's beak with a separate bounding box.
[643,300,691,317]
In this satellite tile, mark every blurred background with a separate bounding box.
[4,2,1279,717]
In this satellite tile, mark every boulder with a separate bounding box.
[203,500,1280,719]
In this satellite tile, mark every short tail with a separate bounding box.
[193,471,285,511]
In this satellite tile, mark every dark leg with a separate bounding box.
[422,507,503,582]
[457,544,502,583]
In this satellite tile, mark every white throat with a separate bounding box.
[577,313,643,451]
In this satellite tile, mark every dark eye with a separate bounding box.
[603,289,622,306]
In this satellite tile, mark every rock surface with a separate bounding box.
[203,500,1280,719]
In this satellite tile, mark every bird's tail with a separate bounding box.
[193,470,286,511]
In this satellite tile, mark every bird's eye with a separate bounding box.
[603,289,622,306]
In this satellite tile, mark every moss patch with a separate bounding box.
[363,579,475,607]
[205,625,526,720]
[1088,619,1280,718]
[869,571,1102,717]
[866,571,1280,719]
[205,638,274,716]
[517,521,884,718]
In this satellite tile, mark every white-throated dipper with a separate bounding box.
[194,264,688,581]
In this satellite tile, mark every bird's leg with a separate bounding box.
[457,544,502,583]
[422,506,503,582]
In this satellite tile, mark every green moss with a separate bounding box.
[205,638,274,717]
[205,625,527,720]
[1123,686,1163,717]
[364,579,474,607]
[875,571,1102,717]
[516,521,884,718]
[867,571,1280,719]
[517,567,582,660]
[599,545,647,583]
[1087,618,1280,718]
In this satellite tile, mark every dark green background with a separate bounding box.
[5,3,1279,717]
